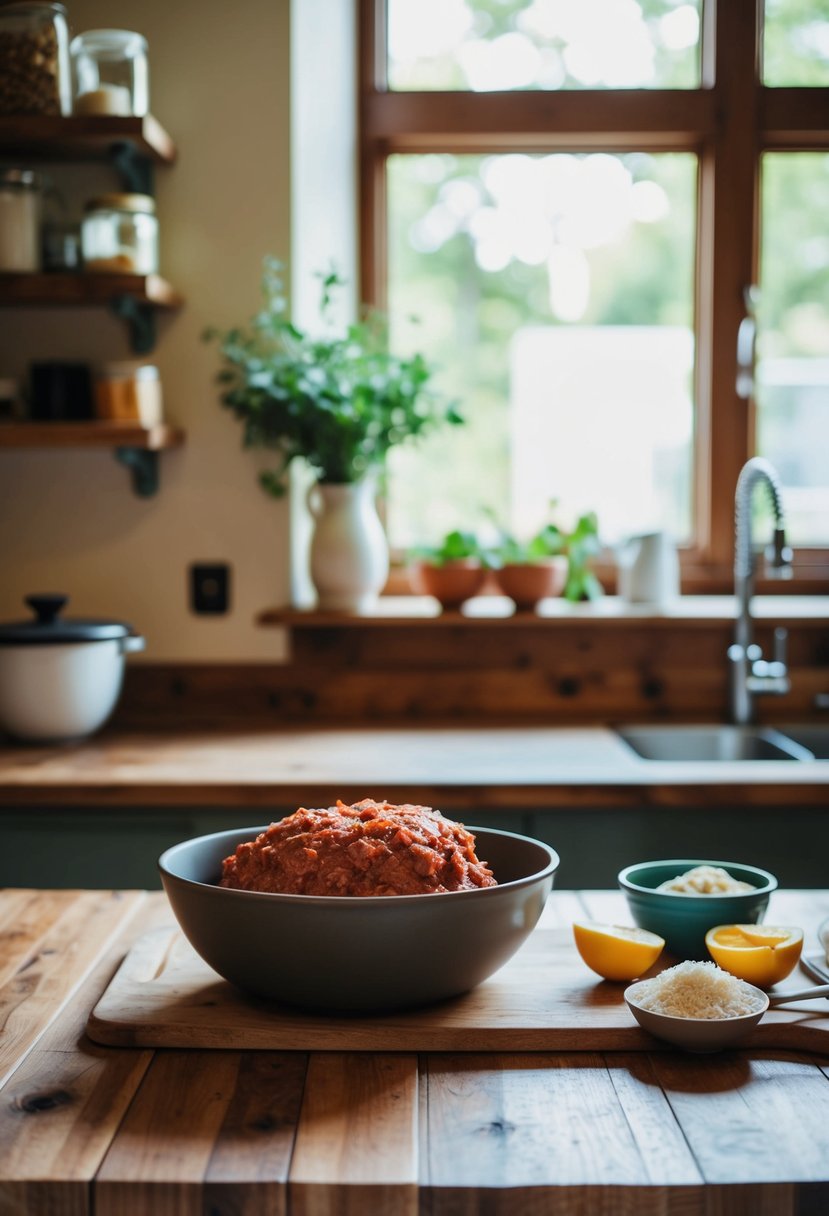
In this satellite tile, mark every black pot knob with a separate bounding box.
[25,594,69,625]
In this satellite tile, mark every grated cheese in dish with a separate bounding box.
[657,864,754,895]
[632,960,765,1019]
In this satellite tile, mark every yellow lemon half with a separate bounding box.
[705,924,804,988]
[572,922,665,981]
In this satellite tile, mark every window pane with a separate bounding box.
[387,0,702,91]
[756,153,829,546]
[386,152,697,552]
[763,0,829,86]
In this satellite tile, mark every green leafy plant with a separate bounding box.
[408,528,490,567]
[561,511,604,602]
[204,256,463,497]
[491,521,566,565]
[490,507,604,602]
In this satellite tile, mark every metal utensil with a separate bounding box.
[801,955,829,986]
[768,984,829,1005]
[800,917,829,987]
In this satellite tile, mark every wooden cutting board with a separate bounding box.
[86,925,829,1054]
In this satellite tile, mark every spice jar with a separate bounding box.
[0,2,71,116]
[41,219,81,271]
[0,168,42,271]
[70,28,148,116]
[81,193,158,274]
[0,378,21,421]
[94,361,163,427]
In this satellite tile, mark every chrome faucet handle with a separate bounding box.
[765,626,788,678]
[747,629,788,680]
[765,528,793,577]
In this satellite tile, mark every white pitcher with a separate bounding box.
[616,530,680,606]
[307,479,390,613]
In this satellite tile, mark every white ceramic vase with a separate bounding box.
[307,479,389,612]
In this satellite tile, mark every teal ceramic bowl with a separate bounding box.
[617,859,777,961]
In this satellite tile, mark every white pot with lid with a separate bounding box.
[0,594,145,743]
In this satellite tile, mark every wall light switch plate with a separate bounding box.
[189,563,231,615]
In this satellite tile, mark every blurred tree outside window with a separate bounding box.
[764,0,829,85]
[387,151,696,547]
[387,0,702,90]
[362,0,829,578]
[757,153,829,545]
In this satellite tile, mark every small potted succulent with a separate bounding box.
[491,509,603,610]
[408,529,489,610]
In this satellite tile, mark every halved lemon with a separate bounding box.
[705,924,803,988]
[572,922,665,981]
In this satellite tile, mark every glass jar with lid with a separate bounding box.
[0,2,71,116]
[94,361,163,426]
[70,28,148,116]
[0,168,43,271]
[81,193,158,275]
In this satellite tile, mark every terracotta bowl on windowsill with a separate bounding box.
[493,557,568,611]
[408,558,487,610]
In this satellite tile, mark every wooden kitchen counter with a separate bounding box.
[2,724,829,808]
[2,885,828,1215]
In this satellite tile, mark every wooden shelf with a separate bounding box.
[0,272,183,309]
[0,272,184,354]
[0,421,185,497]
[1,112,183,494]
[0,421,184,451]
[0,113,176,163]
[257,595,829,629]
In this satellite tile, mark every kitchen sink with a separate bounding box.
[616,724,816,762]
[775,725,829,760]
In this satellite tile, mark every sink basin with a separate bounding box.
[774,725,829,760]
[616,724,813,762]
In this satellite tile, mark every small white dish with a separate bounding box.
[625,979,829,1053]
[625,979,768,1053]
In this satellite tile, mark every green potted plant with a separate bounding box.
[490,509,603,610]
[560,511,604,603]
[407,529,489,610]
[205,256,462,611]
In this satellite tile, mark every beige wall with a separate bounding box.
[0,0,300,659]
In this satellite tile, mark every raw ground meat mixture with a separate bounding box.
[219,798,497,896]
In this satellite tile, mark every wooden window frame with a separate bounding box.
[358,0,829,594]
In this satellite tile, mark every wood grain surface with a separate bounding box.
[86,901,829,1056]
[2,887,828,1216]
[2,725,829,809]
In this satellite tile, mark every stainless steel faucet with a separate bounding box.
[728,457,793,724]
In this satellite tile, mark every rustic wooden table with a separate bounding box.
[2,885,828,1215]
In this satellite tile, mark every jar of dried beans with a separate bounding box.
[0,2,71,116]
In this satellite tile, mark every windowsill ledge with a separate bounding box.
[257,594,829,628]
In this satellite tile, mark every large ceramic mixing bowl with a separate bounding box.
[159,825,559,1013]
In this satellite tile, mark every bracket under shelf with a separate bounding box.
[109,139,155,194]
[114,445,162,497]
[110,293,157,354]
[0,421,185,498]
